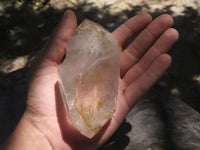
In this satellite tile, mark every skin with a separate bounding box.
[5,10,179,150]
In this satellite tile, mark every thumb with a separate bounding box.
[33,10,77,69]
[42,10,77,64]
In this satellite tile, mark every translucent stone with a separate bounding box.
[58,19,121,138]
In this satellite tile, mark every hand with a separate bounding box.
[5,10,178,150]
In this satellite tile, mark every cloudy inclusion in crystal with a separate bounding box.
[58,19,121,138]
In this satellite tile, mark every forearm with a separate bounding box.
[5,112,52,150]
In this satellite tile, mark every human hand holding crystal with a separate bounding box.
[5,10,178,150]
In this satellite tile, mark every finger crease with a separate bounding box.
[123,22,136,36]
[135,64,146,75]
[151,46,162,56]
[127,43,141,60]
[148,67,161,79]
[125,49,139,63]
[145,28,157,41]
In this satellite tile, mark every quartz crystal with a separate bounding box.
[58,19,121,138]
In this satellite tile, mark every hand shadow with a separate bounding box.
[54,81,111,150]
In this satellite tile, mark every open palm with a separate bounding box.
[24,10,178,150]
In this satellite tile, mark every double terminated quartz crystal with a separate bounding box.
[58,19,121,138]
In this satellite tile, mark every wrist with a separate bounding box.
[5,111,52,150]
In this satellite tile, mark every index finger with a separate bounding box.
[112,13,152,46]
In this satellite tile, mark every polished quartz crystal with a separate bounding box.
[58,19,121,138]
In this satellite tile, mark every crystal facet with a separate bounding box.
[58,19,121,138]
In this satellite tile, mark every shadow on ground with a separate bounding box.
[0,0,200,149]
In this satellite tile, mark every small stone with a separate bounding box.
[58,19,121,138]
